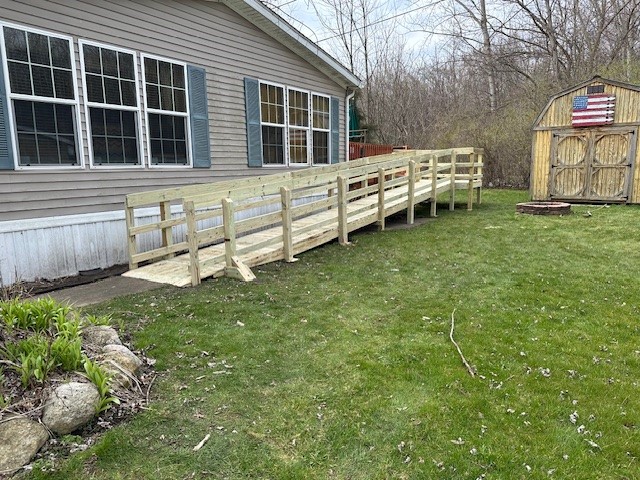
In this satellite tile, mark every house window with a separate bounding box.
[260,82,285,165]
[254,81,333,167]
[80,42,141,165]
[2,25,79,166]
[288,88,309,165]
[0,22,209,170]
[143,56,189,165]
[312,94,330,165]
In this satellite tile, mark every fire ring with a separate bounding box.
[516,201,572,215]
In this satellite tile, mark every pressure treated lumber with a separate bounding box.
[123,148,483,287]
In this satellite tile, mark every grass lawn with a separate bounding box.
[27,189,640,479]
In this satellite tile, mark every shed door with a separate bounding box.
[550,128,636,202]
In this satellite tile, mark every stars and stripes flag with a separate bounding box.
[572,94,615,127]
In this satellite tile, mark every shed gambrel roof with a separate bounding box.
[218,0,362,89]
[533,75,640,128]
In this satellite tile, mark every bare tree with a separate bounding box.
[272,0,640,186]
[413,0,507,111]
[304,0,400,122]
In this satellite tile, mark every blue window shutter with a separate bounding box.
[244,77,262,167]
[330,96,340,164]
[187,65,211,168]
[0,57,14,170]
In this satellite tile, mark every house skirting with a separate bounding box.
[1,209,153,286]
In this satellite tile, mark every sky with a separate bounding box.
[262,0,436,64]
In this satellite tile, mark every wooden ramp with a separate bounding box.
[123,149,483,287]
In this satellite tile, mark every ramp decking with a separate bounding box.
[123,149,483,287]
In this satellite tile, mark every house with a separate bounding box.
[531,76,640,203]
[0,0,361,286]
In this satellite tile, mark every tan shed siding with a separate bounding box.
[537,82,640,128]
[531,131,552,200]
[630,141,640,203]
[0,0,347,220]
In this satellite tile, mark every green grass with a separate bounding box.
[26,190,640,479]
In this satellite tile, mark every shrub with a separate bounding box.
[0,298,121,409]
[84,314,113,327]
[18,351,56,387]
[51,336,84,372]
[0,297,71,333]
[1,333,83,387]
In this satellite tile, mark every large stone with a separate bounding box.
[98,361,133,389]
[101,344,143,376]
[41,382,100,435]
[0,413,49,475]
[82,326,122,347]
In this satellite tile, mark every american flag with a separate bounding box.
[572,94,615,127]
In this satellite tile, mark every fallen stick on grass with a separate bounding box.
[193,433,211,451]
[449,309,476,377]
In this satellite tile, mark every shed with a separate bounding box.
[531,76,640,203]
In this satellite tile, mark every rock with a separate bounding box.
[41,382,100,435]
[98,362,133,389]
[101,344,143,376]
[82,326,122,347]
[0,413,49,474]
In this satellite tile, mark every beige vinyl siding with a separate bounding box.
[0,0,347,220]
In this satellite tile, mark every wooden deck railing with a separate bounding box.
[349,142,394,160]
[124,148,483,286]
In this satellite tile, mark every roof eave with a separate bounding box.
[220,0,362,90]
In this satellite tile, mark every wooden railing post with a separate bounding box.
[125,203,138,270]
[160,200,174,260]
[467,152,475,211]
[222,198,236,268]
[280,186,296,262]
[184,200,201,287]
[337,175,349,245]
[407,159,416,224]
[377,167,385,230]
[430,155,438,218]
[222,197,256,282]
[449,152,457,211]
[477,152,483,205]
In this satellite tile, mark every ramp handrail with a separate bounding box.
[124,148,483,285]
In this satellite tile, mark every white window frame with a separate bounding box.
[287,87,311,166]
[141,53,192,169]
[79,40,143,169]
[258,81,334,168]
[311,92,331,166]
[0,21,83,170]
[258,80,288,167]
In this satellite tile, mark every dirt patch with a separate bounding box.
[356,210,436,234]
[384,214,436,230]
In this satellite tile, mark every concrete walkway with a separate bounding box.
[36,276,165,307]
